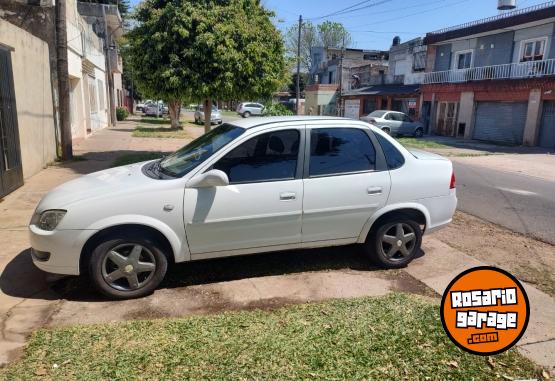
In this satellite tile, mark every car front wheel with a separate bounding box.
[414,128,424,138]
[365,218,422,269]
[89,235,168,299]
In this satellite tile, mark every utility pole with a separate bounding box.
[296,15,302,115]
[338,35,345,117]
[55,0,73,160]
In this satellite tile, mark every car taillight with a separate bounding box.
[450,171,456,189]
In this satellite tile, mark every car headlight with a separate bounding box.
[34,210,67,231]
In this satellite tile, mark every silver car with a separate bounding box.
[361,110,424,138]
[194,105,223,125]
[237,102,265,118]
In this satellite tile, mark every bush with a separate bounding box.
[116,107,129,121]
[263,103,294,116]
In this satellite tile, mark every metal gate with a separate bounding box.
[473,102,527,145]
[539,101,555,149]
[0,48,23,198]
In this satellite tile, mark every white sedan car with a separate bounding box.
[30,117,457,299]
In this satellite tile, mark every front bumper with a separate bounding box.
[29,225,97,276]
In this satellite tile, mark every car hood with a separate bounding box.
[36,162,156,212]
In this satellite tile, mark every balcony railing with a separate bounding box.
[424,59,555,84]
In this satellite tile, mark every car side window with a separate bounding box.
[391,113,404,122]
[384,113,393,120]
[213,130,300,184]
[309,128,376,177]
[403,115,412,122]
[376,133,405,170]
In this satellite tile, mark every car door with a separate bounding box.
[183,128,304,255]
[399,114,416,135]
[302,127,391,243]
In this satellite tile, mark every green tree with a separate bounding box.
[126,0,287,132]
[317,21,352,50]
[285,21,318,73]
[285,21,352,73]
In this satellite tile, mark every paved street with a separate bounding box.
[454,160,555,245]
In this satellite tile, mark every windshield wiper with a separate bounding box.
[152,159,177,179]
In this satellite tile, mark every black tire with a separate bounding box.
[88,234,168,299]
[382,127,391,135]
[364,218,422,269]
[243,111,251,118]
[414,128,424,138]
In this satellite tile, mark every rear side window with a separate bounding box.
[376,134,405,170]
[309,128,376,177]
[213,130,300,184]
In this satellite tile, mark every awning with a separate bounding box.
[343,84,420,97]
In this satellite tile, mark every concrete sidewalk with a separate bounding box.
[407,238,555,371]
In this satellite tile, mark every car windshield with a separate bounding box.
[368,111,388,118]
[159,124,244,177]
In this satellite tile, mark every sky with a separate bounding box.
[127,0,549,50]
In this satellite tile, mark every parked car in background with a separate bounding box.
[237,102,265,118]
[194,105,223,125]
[361,110,424,138]
[29,116,457,299]
[144,102,168,117]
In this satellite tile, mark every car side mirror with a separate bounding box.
[187,169,229,188]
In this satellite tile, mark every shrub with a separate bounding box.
[116,107,129,121]
[263,103,294,116]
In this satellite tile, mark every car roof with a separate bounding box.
[227,116,358,129]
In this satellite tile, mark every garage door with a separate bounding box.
[539,101,555,149]
[473,102,527,145]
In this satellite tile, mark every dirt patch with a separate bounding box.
[433,212,555,297]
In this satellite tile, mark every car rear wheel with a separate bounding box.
[414,128,424,138]
[243,111,251,118]
[89,235,168,299]
[365,218,422,269]
[382,127,391,135]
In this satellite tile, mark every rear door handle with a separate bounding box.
[367,187,383,195]
[280,192,296,201]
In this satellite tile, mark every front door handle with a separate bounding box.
[367,187,383,195]
[280,192,296,201]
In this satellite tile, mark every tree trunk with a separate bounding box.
[168,100,181,129]
[203,98,212,134]
[56,0,73,160]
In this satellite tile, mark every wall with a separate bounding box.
[305,84,338,116]
[550,23,555,59]
[0,19,57,178]
[435,44,452,71]
[474,31,514,67]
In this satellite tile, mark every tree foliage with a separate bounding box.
[285,21,352,73]
[125,0,287,131]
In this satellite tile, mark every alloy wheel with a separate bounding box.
[101,244,157,291]
[379,223,417,262]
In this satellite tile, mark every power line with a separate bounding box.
[309,0,392,21]
[323,0,448,21]
[350,0,471,28]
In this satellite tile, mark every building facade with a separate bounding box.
[0,1,58,197]
[342,38,427,120]
[0,0,123,198]
[421,2,555,148]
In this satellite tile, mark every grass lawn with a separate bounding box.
[132,126,193,139]
[396,137,451,149]
[111,152,165,167]
[1,294,543,380]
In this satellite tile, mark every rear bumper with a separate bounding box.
[29,225,96,276]
[420,191,458,235]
